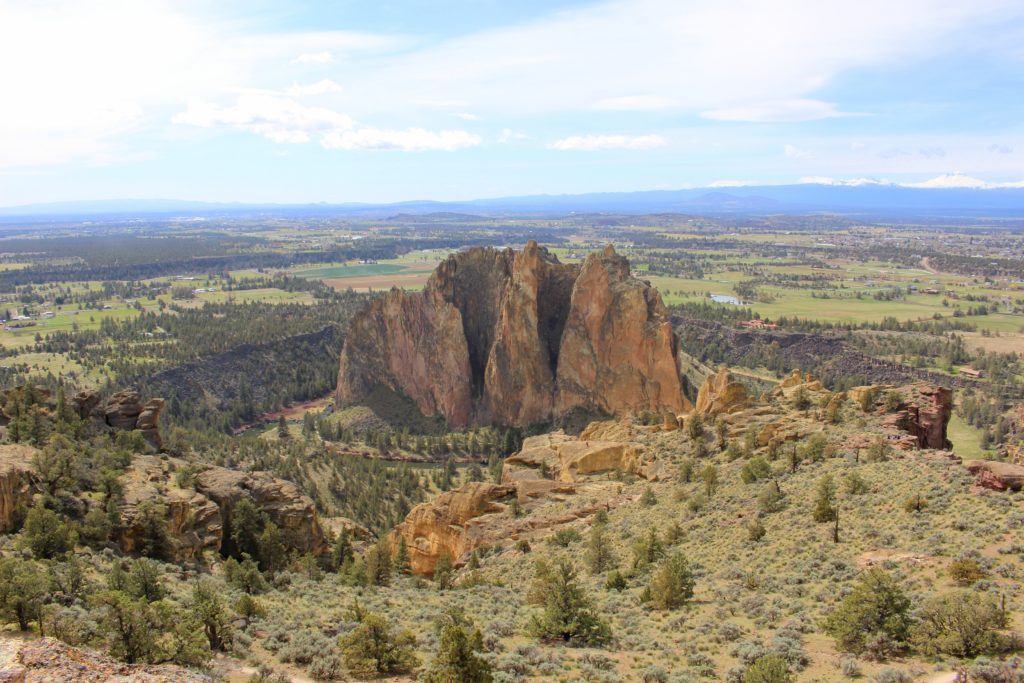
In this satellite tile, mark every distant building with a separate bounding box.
[40,311,55,319]
[923,288,940,295]
[959,367,982,379]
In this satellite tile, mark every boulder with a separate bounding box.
[103,389,144,430]
[0,444,37,533]
[388,481,515,575]
[337,243,686,427]
[964,460,1024,492]
[135,399,164,449]
[695,368,749,415]
[68,389,102,420]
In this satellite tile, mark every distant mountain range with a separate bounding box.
[4,176,1024,221]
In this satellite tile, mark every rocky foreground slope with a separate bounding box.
[337,242,688,427]
[387,370,999,577]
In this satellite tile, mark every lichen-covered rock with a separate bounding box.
[337,243,686,427]
[388,482,515,575]
[695,368,749,415]
[0,444,37,533]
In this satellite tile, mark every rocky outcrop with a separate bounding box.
[70,389,164,449]
[964,460,1024,492]
[0,636,212,682]
[194,468,326,558]
[117,456,222,562]
[502,432,652,483]
[0,444,37,533]
[114,456,325,562]
[695,368,749,415]
[388,482,515,575]
[337,242,686,428]
[879,384,952,449]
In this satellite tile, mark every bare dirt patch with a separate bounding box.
[323,271,430,290]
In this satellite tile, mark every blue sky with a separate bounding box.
[2,0,1024,205]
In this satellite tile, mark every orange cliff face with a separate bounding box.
[336,241,687,428]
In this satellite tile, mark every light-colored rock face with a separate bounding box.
[0,444,37,533]
[877,383,953,450]
[337,242,685,427]
[388,481,515,576]
[503,432,647,483]
[695,368,749,415]
[555,245,686,417]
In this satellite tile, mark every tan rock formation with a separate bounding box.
[484,241,577,424]
[135,399,164,449]
[555,245,686,417]
[695,368,749,415]
[117,456,222,562]
[388,481,515,575]
[337,243,685,427]
[194,467,326,557]
[0,444,37,533]
[503,432,649,483]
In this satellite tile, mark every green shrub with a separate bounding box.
[947,558,986,586]
[743,655,794,683]
[740,457,772,484]
[649,552,696,610]
[911,591,1010,658]
[824,569,911,657]
[339,612,418,677]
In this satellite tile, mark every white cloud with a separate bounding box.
[290,51,334,65]
[498,129,528,143]
[550,134,666,151]
[988,143,1014,154]
[784,144,812,160]
[175,93,479,152]
[702,99,862,123]
[321,128,481,152]
[286,79,343,97]
[593,95,676,111]
[455,112,480,121]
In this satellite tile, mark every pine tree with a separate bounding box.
[812,475,838,523]
[423,610,493,683]
[649,552,696,610]
[528,559,611,645]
